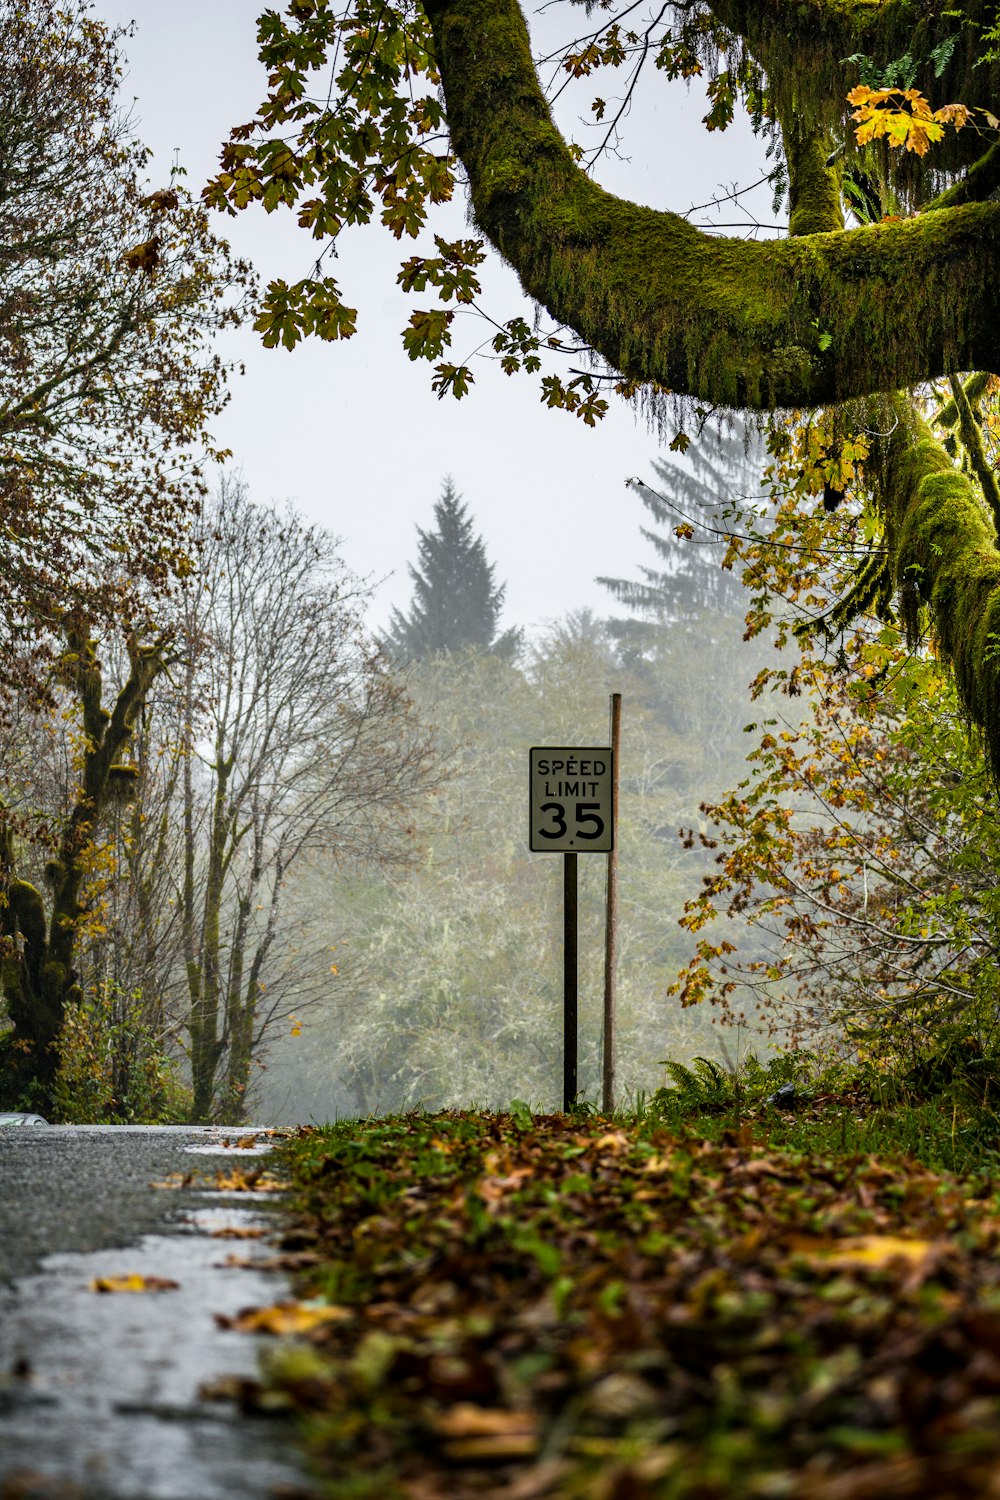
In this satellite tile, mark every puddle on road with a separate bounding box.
[177,1206,272,1235]
[0,1228,312,1499]
[182,1142,275,1157]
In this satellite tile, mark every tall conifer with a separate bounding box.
[599,427,761,654]
[384,479,521,661]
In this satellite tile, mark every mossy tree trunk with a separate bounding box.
[0,630,169,1107]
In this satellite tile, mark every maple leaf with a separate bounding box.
[89,1274,179,1293]
[216,1301,353,1334]
[847,84,968,156]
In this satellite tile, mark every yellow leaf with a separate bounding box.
[90,1274,180,1293]
[788,1234,938,1271]
[211,1167,286,1192]
[217,1300,353,1334]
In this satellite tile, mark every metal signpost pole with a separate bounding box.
[602,693,622,1114]
[563,850,578,1112]
[528,745,614,1116]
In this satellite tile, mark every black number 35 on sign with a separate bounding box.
[529,747,614,853]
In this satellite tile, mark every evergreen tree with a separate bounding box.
[384,479,521,661]
[599,426,769,761]
[599,426,762,647]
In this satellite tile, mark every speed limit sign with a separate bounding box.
[529,747,614,852]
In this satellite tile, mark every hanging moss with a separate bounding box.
[700,0,1000,189]
[947,373,1000,529]
[107,763,140,802]
[785,128,844,237]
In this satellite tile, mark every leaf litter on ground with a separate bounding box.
[228,1110,1000,1499]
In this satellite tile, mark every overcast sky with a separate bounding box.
[93,1,774,634]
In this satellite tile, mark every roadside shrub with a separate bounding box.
[52,983,191,1123]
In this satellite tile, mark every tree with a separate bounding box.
[209,0,1000,783]
[674,622,1000,1067]
[595,428,771,792]
[600,426,761,634]
[0,626,174,1106]
[670,391,1000,1070]
[0,0,245,1107]
[1,480,438,1120]
[0,0,246,693]
[383,479,521,661]
[124,479,437,1122]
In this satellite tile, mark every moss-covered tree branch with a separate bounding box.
[422,0,1000,409]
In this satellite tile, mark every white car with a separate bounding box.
[0,1113,48,1126]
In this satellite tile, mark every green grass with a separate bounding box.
[641,1049,1000,1181]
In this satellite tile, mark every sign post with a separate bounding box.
[603,694,622,1113]
[563,850,578,1110]
[529,747,614,1111]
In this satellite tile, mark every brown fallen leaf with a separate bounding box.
[253,1251,324,1272]
[212,1168,286,1192]
[592,1131,631,1153]
[432,1409,541,1463]
[89,1274,180,1294]
[210,1226,268,1239]
[431,1398,539,1458]
[434,1403,539,1440]
[215,1300,353,1335]
[150,1173,193,1190]
[441,1435,539,1462]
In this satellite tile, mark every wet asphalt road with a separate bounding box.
[0,1125,315,1500]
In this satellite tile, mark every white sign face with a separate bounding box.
[529,747,614,853]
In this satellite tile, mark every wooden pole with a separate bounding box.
[602,693,621,1114]
[563,850,578,1112]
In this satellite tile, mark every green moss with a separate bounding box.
[875,410,1000,781]
[39,960,67,1000]
[947,374,1000,528]
[6,880,46,951]
[424,1,1000,780]
[933,371,992,429]
[786,128,844,237]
